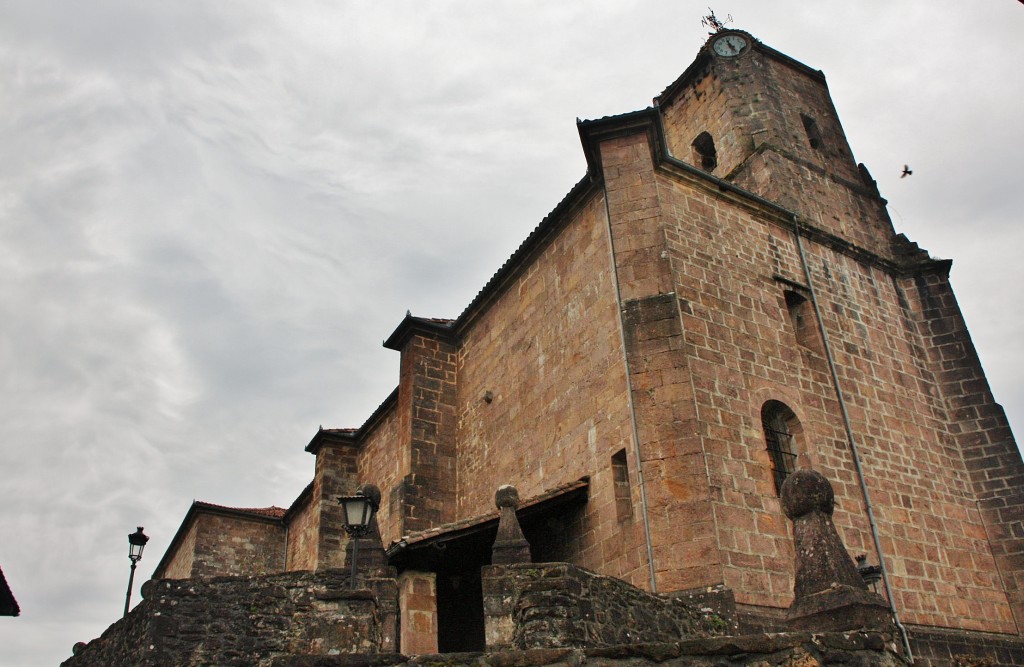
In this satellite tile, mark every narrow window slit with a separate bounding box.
[611,449,633,522]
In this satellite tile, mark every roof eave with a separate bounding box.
[576,107,664,176]
[304,426,358,454]
[383,315,456,351]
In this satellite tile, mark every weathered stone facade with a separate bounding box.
[158,503,287,580]
[67,550,915,666]
[268,635,906,667]
[143,28,1022,664]
[63,570,398,667]
[482,562,734,650]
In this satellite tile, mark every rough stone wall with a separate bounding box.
[908,625,1024,667]
[161,520,197,579]
[357,405,403,545]
[454,192,646,585]
[62,570,395,667]
[483,563,733,650]
[269,633,905,667]
[314,442,360,570]
[191,512,285,578]
[650,151,1015,633]
[286,489,317,571]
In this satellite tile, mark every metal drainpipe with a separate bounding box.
[792,218,914,662]
[600,175,659,593]
[283,523,290,571]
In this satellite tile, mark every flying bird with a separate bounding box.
[901,165,913,178]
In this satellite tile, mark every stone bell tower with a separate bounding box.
[656,29,895,258]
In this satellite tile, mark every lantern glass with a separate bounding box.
[128,527,149,562]
[346,497,370,527]
[338,494,377,535]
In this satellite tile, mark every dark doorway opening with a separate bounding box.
[436,566,485,652]
[388,480,589,654]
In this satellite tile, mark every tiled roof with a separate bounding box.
[193,501,287,520]
[412,316,456,326]
[387,478,589,554]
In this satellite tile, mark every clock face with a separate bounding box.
[713,34,748,57]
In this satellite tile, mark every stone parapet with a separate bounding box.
[907,625,1024,667]
[62,569,399,667]
[482,562,733,651]
[269,630,904,666]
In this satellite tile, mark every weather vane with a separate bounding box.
[701,8,733,34]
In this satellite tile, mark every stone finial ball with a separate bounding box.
[356,483,382,509]
[780,468,835,519]
[495,485,520,509]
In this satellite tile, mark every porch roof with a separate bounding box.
[385,478,589,572]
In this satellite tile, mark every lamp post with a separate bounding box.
[124,527,149,618]
[337,485,380,589]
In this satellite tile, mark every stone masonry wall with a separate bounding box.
[653,155,1015,633]
[285,489,317,571]
[482,563,734,650]
[191,512,285,578]
[454,191,647,586]
[161,520,197,579]
[395,333,458,535]
[599,130,723,595]
[314,442,360,570]
[63,570,396,667]
[902,265,1024,630]
[908,625,1024,667]
[269,634,904,667]
[659,41,895,258]
[357,405,404,546]
[398,570,437,655]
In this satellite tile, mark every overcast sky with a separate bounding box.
[1,2,1021,665]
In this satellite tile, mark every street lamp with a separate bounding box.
[855,553,883,595]
[124,527,149,618]
[337,484,380,588]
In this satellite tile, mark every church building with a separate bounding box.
[153,29,1024,658]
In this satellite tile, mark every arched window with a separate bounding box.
[692,131,717,172]
[761,401,799,495]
